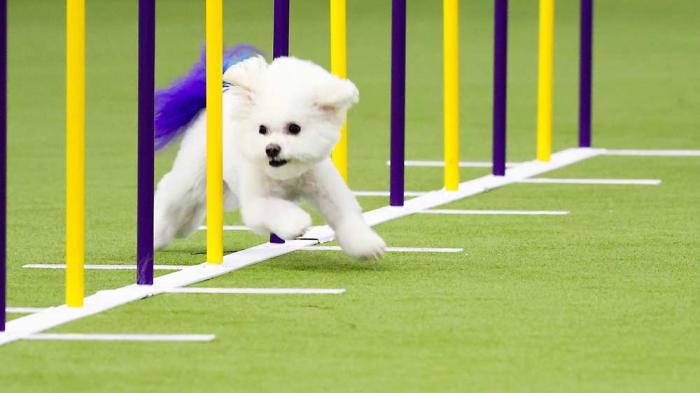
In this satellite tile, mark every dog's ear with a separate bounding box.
[315,77,359,113]
[223,55,267,98]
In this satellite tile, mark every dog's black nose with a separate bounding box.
[265,144,281,158]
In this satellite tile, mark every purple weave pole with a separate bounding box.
[0,0,6,331]
[270,0,289,244]
[389,0,406,207]
[492,0,508,176]
[137,0,155,285]
[273,0,289,59]
[578,0,593,147]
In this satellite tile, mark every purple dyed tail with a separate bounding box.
[154,44,264,150]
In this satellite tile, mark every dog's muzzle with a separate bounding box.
[265,143,287,167]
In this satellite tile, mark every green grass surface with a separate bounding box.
[1,0,699,392]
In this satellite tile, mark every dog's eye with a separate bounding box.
[287,123,301,135]
[259,125,267,135]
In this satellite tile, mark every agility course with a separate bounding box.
[1,1,699,392]
[0,0,600,338]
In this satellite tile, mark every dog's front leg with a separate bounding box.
[242,197,312,240]
[238,168,311,240]
[305,159,386,259]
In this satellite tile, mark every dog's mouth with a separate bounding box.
[268,158,288,168]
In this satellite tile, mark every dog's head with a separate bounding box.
[224,56,358,180]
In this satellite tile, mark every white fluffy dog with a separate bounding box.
[153,52,386,259]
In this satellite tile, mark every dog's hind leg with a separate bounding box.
[153,115,208,250]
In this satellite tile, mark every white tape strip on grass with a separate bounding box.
[2,239,323,345]
[350,148,604,229]
[197,225,250,231]
[166,288,346,295]
[419,209,569,216]
[23,264,190,271]
[353,190,428,197]
[518,178,661,185]
[304,246,463,253]
[603,149,700,157]
[1,148,602,346]
[6,307,49,314]
[387,160,521,168]
[25,333,216,342]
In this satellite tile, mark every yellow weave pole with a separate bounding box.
[536,0,554,161]
[330,0,348,182]
[443,0,460,190]
[66,0,85,307]
[206,0,223,264]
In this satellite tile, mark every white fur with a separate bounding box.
[153,56,385,260]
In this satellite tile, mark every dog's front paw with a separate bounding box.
[268,208,312,240]
[336,222,386,260]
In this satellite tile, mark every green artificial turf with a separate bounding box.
[1,0,699,392]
